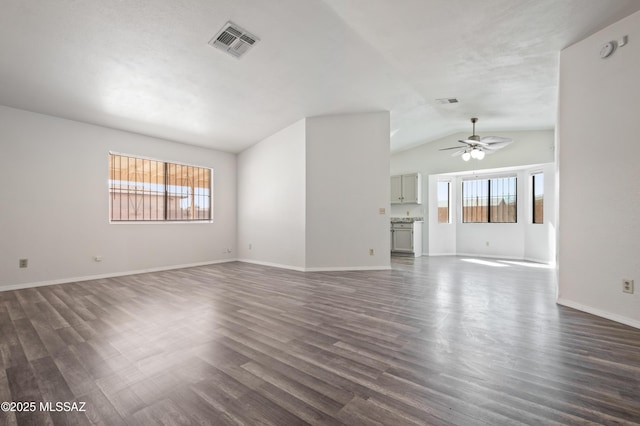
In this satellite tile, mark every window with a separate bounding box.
[489,177,517,223]
[462,176,516,223]
[109,153,212,222]
[437,181,450,223]
[532,173,544,224]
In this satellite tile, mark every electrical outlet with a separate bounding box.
[369,248,375,256]
[248,243,252,250]
[486,241,490,247]
[379,207,386,215]
[623,279,634,294]
[94,255,103,262]
[19,258,28,268]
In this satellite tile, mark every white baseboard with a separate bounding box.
[2,258,394,293]
[427,253,553,265]
[0,259,238,293]
[237,259,306,272]
[523,256,554,265]
[557,298,640,330]
[238,259,391,272]
[456,253,523,261]
[304,265,391,272]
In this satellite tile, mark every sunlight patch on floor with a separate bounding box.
[499,260,554,269]
[461,258,509,268]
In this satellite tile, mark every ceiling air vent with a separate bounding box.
[436,98,459,104]
[209,22,259,59]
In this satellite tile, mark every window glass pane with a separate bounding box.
[437,181,450,223]
[490,177,517,223]
[167,163,186,221]
[153,160,165,220]
[109,153,211,222]
[533,173,544,224]
[462,176,517,223]
[462,179,489,223]
[194,166,211,220]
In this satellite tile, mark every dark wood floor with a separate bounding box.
[1,256,639,425]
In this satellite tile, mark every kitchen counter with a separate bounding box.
[390,217,424,223]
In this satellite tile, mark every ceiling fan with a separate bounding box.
[440,117,513,161]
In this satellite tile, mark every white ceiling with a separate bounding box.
[1,0,639,153]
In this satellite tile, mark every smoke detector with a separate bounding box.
[209,22,259,59]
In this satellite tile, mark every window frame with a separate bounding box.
[462,175,517,224]
[437,180,451,224]
[461,178,489,223]
[532,172,544,224]
[108,152,213,224]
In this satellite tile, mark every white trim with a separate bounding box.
[0,259,237,292]
[109,220,214,225]
[108,152,214,224]
[238,259,391,272]
[2,259,393,293]
[304,265,391,272]
[237,259,306,272]
[456,253,523,260]
[557,298,640,330]
[523,256,554,265]
[237,259,391,272]
[428,253,553,265]
[461,172,517,182]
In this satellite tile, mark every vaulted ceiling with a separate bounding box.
[1,1,638,153]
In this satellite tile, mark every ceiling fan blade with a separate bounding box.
[459,139,490,147]
[455,119,514,157]
[480,136,512,144]
[439,146,465,151]
[483,141,513,150]
[451,150,465,157]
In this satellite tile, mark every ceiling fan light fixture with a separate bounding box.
[438,117,513,161]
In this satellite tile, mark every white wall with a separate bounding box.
[392,130,555,257]
[305,112,390,270]
[391,130,555,176]
[427,175,456,256]
[237,112,391,271]
[558,11,640,327]
[426,166,556,263]
[237,119,307,270]
[0,105,237,289]
[524,163,556,264]
[455,174,526,260]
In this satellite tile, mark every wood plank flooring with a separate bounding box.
[1,256,639,425]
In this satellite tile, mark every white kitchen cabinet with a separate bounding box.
[391,221,423,257]
[390,173,421,204]
[390,175,403,204]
